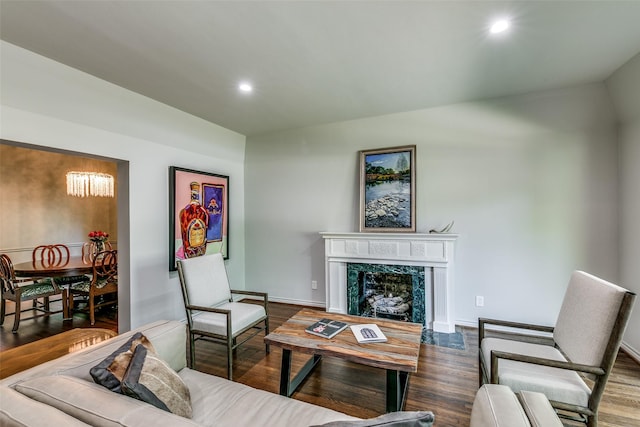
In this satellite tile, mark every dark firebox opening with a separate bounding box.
[358,271,413,322]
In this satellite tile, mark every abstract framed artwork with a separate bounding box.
[169,166,229,271]
[359,145,416,232]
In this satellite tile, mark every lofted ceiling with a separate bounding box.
[1,1,640,136]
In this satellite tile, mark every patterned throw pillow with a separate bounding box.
[311,411,435,427]
[121,344,192,418]
[90,332,156,393]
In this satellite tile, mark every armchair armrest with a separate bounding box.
[490,350,606,384]
[479,317,554,343]
[185,304,231,315]
[230,289,268,298]
[230,289,269,312]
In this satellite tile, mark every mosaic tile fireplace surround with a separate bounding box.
[347,263,426,324]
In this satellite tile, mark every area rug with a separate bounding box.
[421,326,466,350]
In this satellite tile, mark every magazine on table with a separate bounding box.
[350,323,388,343]
[305,318,349,339]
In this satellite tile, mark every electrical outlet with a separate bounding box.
[475,296,484,307]
[311,280,318,290]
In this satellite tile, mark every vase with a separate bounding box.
[92,240,105,260]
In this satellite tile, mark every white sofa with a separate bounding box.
[0,320,434,427]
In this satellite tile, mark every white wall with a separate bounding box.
[3,40,633,354]
[245,84,619,332]
[607,52,640,358]
[0,41,247,331]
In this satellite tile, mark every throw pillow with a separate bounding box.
[121,343,193,418]
[311,411,435,427]
[90,332,157,392]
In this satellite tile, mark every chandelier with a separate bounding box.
[66,171,114,198]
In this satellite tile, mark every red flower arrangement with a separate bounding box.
[88,230,109,242]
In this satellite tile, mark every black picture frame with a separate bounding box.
[359,145,416,232]
[169,166,229,271]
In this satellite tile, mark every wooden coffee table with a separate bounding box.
[0,328,117,379]
[264,308,423,412]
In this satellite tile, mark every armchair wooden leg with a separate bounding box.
[89,296,96,326]
[0,298,5,325]
[227,337,233,381]
[12,302,21,333]
[189,335,196,369]
[62,289,70,320]
[265,319,270,354]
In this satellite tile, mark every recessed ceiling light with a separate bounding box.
[490,19,510,34]
[238,82,253,93]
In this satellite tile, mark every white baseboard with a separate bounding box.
[235,294,325,308]
[265,296,326,308]
[621,342,640,364]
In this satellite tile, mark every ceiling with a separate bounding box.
[2,1,640,136]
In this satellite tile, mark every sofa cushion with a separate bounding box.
[311,411,435,426]
[0,386,90,427]
[89,332,156,392]
[517,391,563,427]
[480,337,590,407]
[470,384,531,427]
[13,375,200,427]
[121,344,192,418]
[191,301,266,336]
[178,367,359,427]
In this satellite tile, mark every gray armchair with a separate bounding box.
[479,270,636,427]
[177,253,269,380]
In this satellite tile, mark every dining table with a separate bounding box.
[12,256,93,278]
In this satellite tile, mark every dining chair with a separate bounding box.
[176,253,269,380]
[82,241,113,264]
[0,253,68,333]
[479,271,636,427]
[68,249,118,325]
[32,244,90,314]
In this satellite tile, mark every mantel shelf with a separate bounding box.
[319,232,458,240]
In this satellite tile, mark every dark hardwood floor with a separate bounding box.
[1,301,639,426]
[0,298,117,351]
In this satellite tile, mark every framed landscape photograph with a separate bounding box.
[169,166,229,271]
[359,145,416,232]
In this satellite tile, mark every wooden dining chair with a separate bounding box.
[32,244,90,311]
[82,241,113,264]
[0,254,68,333]
[68,249,117,325]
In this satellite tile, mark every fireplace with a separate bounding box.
[321,232,457,333]
[347,263,425,324]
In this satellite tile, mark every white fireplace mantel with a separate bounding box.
[320,232,458,333]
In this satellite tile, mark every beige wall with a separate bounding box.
[0,142,117,262]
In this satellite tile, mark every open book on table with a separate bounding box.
[350,324,388,343]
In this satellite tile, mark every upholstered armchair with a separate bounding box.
[177,253,269,380]
[479,270,636,427]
